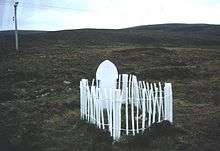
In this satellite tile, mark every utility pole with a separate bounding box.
[14,1,19,51]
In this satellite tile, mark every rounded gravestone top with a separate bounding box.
[96,60,118,89]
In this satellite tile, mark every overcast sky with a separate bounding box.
[0,0,220,31]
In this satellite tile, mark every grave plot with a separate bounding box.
[80,60,173,140]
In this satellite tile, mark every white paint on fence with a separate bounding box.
[80,60,174,141]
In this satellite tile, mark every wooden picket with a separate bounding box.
[80,74,173,141]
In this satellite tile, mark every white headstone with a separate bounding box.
[96,60,118,89]
[96,60,118,109]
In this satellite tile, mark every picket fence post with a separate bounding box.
[80,60,174,141]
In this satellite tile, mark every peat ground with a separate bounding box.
[0,24,220,151]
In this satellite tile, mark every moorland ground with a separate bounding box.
[0,24,220,151]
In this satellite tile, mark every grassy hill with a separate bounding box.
[0,24,220,151]
[1,23,220,54]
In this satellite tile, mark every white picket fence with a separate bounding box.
[80,74,173,140]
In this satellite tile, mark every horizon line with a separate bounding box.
[1,23,220,32]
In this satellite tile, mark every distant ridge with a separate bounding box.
[0,30,48,34]
[122,23,220,31]
[1,23,220,53]
[1,23,220,33]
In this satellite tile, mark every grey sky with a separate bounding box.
[0,0,220,31]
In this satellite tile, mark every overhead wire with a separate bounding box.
[0,1,91,30]
[0,1,91,12]
[0,3,10,5]
[0,1,89,14]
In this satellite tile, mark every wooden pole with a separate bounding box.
[14,2,19,51]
